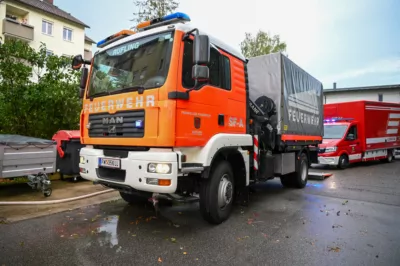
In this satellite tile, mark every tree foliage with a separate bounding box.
[131,0,179,27]
[0,38,81,139]
[240,30,287,58]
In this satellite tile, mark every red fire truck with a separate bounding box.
[318,101,400,169]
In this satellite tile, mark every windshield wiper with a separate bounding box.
[88,86,146,101]
[89,91,111,100]
[110,86,146,95]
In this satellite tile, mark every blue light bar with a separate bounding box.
[136,12,191,31]
[97,39,107,47]
[324,117,354,123]
[162,12,190,22]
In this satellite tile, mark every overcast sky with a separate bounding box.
[56,0,400,89]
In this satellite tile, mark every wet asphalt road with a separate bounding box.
[1,160,399,266]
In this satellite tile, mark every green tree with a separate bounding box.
[131,0,179,27]
[240,30,287,58]
[0,38,81,139]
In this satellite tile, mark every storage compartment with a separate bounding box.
[52,130,84,177]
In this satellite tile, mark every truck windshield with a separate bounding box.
[87,31,174,98]
[323,124,348,139]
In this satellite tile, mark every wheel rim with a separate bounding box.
[388,152,393,161]
[301,161,307,181]
[341,157,347,167]
[218,174,233,209]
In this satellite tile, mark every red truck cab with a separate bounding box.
[318,118,363,168]
[318,101,400,169]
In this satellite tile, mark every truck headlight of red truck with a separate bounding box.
[324,146,337,153]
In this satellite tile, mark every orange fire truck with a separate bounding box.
[72,12,323,224]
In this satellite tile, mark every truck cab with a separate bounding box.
[318,118,362,169]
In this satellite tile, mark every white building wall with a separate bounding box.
[0,0,85,57]
[324,89,400,104]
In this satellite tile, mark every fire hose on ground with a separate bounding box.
[0,189,115,206]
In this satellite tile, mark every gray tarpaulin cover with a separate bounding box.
[0,134,55,146]
[247,52,324,136]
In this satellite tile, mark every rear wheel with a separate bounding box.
[337,154,349,169]
[385,149,394,163]
[200,161,235,224]
[280,152,309,189]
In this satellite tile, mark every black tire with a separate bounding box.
[120,191,150,205]
[385,149,394,163]
[44,188,52,197]
[337,154,349,169]
[200,160,235,224]
[280,174,294,188]
[280,152,309,189]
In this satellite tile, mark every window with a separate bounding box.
[46,50,53,56]
[222,56,231,90]
[42,20,53,35]
[181,40,231,90]
[346,125,357,140]
[378,94,383,102]
[63,27,72,41]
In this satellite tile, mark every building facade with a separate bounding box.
[324,84,400,104]
[0,0,94,60]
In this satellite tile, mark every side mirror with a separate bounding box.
[79,67,88,99]
[346,133,355,141]
[72,54,84,70]
[193,34,210,65]
[192,34,210,80]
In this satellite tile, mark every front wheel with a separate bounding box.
[337,154,349,169]
[200,161,235,224]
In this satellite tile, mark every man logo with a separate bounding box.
[102,117,123,124]
[108,125,116,133]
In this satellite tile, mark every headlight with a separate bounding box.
[80,156,85,164]
[147,163,172,174]
[325,146,337,153]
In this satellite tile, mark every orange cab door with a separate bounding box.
[174,36,246,147]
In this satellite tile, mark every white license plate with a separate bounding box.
[99,158,121,169]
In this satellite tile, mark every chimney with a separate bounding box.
[44,0,54,4]
[333,82,337,89]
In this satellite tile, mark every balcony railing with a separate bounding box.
[2,17,34,41]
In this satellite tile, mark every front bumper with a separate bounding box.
[318,155,339,166]
[79,147,179,193]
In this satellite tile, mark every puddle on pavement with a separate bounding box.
[96,215,119,248]
[52,201,195,249]
[53,204,122,248]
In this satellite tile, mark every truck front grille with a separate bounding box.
[88,110,145,138]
